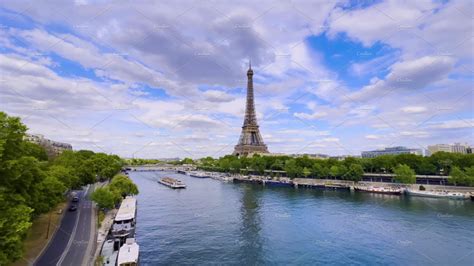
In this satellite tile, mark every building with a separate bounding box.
[330,155,361,161]
[25,133,72,157]
[361,146,423,158]
[451,143,469,154]
[233,61,269,156]
[427,143,471,155]
[290,153,330,159]
[427,144,452,155]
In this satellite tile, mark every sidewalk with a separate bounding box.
[92,208,117,265]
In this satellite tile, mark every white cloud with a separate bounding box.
[203,90,235,103]
[365,134,380,140]
[294,112,327,120]
[427,119,474,130]
[401,106,427,114]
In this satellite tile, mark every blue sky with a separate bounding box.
[0,0,472,158]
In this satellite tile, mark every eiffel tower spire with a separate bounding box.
[233,61,269,156]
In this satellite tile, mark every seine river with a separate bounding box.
[129,171,474,265]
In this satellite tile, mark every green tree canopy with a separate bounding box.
[394,164,416,184]
[109,174,139,197]
[91,187,117,209]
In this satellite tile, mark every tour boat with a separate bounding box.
[158,177,186,189]
[406,189,469,200]
[354,186,402,195]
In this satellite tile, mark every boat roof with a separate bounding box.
[115,197,136,221]
[117,238,139,265]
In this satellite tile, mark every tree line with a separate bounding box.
[197,152,474,185]
[91,173,139,209]
[0,112,124,265]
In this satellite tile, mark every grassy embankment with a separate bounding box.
[11,202,67,266]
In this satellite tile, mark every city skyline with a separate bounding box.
[1,0,473,159]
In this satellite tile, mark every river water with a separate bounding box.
[129,171,474,265]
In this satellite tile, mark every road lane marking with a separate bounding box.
[56,191,85,266]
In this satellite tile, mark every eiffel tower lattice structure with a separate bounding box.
[233,61,269,156]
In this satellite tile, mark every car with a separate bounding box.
[72,196,79,202]
[69,205,77,211]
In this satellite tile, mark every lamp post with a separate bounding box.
[46,211,52,239]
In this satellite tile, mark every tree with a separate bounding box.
[311,163,329,178]
[109,174,139,197]
[251,155,266,175]
[31,176,66,214]
[329,165,340,178]
[345,164,364,182]
[284,159,300,179]
[0,192,33,265]
[230,159,241,174]
[21,142,48,161]
[48,165,80,189]
[394,164,416,184]
[181,157,194,165]
[0,112,27,162]
[302,167,311,178]
[448,166,474,186]
[91,187,117,209]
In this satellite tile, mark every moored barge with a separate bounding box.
[406,189,469,200]
[354,186,402,195]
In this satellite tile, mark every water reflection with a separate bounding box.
[238,184,264,264]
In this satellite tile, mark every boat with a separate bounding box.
[324,184,351,191]
[111,197,137,239]
[117,238,139,266]
[189,171,209,178]
[233,176,263,184]
[263,180,294,187]
[101,239,118,266]
[158,177,186,189]
[354,186,402,195]
[406,189,469,200]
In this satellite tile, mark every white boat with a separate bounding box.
[406,189,469,200]
[111,197,137,238]
[101,239,118,266]
[354,186,402,195]
[117,238,139,266]
[159,177,186,189]
[189,171,209,178]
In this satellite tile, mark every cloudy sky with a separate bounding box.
[0,0,472,158]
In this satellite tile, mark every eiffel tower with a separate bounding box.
[233,61,269,156]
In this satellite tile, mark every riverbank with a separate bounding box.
[175,169,474,194]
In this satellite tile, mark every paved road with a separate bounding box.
[35,185,95,266]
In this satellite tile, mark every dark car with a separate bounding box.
[72,196,79,202]
[69,205,77,211]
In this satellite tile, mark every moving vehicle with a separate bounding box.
[69,205,77,211]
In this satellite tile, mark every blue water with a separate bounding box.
[130,171,474,265]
